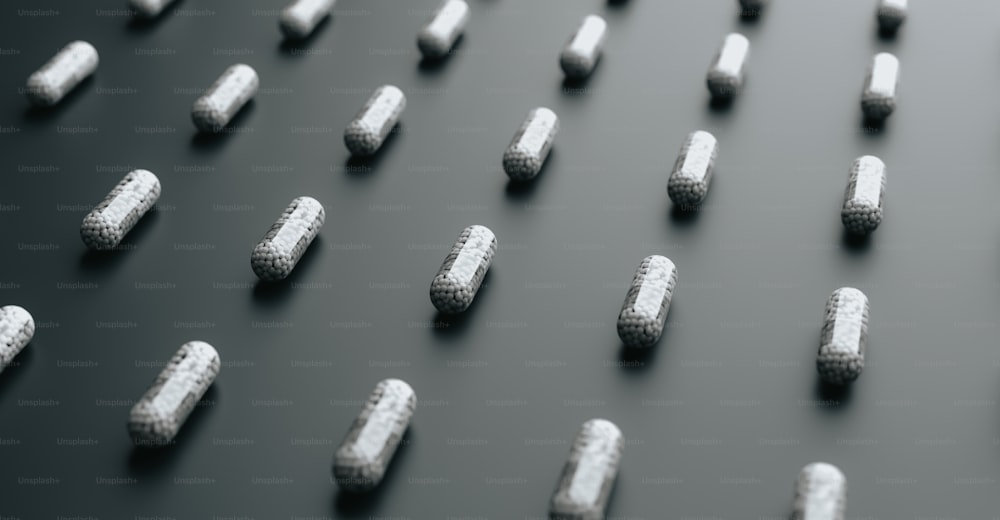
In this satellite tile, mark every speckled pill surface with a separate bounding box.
[333,379,416,492]
[876,0,907,32]
[251,196,325,282]
[706,33,749,99]
[667,130,718,209]
[25,41,98,107]
[861,53,898,120]
[191,64,259,133]
[129,0,178,18]
[503,107,559,181]
[128,341,220,446]
[417,0,469,59]
[80,169,161,251]
[0,305,34,375]
[818,287,869,385]
[430,225,497,314]
[549,419,624,520]
[841,155,885,235]
[792,462,847,520]
[617,255,678,348]
[280,0,335,39]
[560,15,607,79]
[344,85,406,156]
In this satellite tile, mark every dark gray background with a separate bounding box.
[1,0,999,518]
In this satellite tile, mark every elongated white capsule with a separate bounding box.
[560,15,607,79]
[280,0,335,39]
[344,85,406,156]
[549,419,624,520]
[129,0,178,18]
[128,341,221,446]
[0,306,34,375]
[818,287,869,385]
[251,196,325,282]
[667,130,718,208]
[841,156,885,235]
[333,379,416,492]
[792,462,847,520]
[861,53,898,120]
[876,0,907,32]
[503,107,559,181]
[617,255,678,348]
[191,64,259,133]
[430,225,497,314]
[706,33,749,99]
[81,169,161,251]
[417,0,469,59]
[25,41,99,107]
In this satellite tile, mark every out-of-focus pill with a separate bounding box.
[706,33,749,99]
[738,0,768,15]
[333,379,416,492]
[129,0,178,18]
[617,255,678,348]
[861,53,898,120]
[191,64,259,133]
[876,0,906,32]
[503,107,559,181]
[280,0,335,39]
[344,85,406,156]
[667,130,718,208]
[792,462,847,520]
[430,225,497,314]
[25,41,98,107]
[251,196,325,282]
[560,15,607,79]
[128,341,220,446]
[417,0,469,60]
[841,156,885,235]
[0,306,34,375]
[549,418,624,520]
[818,287,869,385]
[81,169,161,251]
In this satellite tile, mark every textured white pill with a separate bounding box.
[80,169,161,251]
[841,156,886,235]
[280,0,335,39]
[25,41,98,107]
[818,287,869,385]
[129,0,178,18]
[861,53,898,120]
[251,196,325,282]
[503,107,559,182]
[430,225,497,314]
[706,33,749,99]
[128,341,220,446]
[560,15,607,79]
[333,379,416,492]
[417,0,469,59]
[549,419,624,520]
[876,0,907,32]
[617,255,678,348]
[191,64,259,133]
[792,462,847,520]
[667,130,718,208]
[0,306,34,375]
[344,85,406,157]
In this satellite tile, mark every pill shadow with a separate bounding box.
[668,204,702,228]
[21,76,95,123]
[504,150,557,201]
[431,273,492,340]
[0,345,35,398]
[189,101,257,151]
[738,7,765,23]
[859,115,887,138]
[333,429,413,515]
[618,344,658,373]
[250,236,325,305]
[417,35,465,75]
[876,26,901,42]
[840,230,873,256]
[77,210,161,275]
[707,95,737,115]
[277,16,333,55]
[124,1,184,33]
[560,69,599,96]
[812,379,854,410]
[607,0,630,8]
[126,385,219,478]
[342,124,403,176]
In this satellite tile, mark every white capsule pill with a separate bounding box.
[792,462,847,520]
[0,306,34,375]
[876,0,907,32]
[128,341,220,446]
[549,419,624,520]
[333,379,416,492]
[667,130,718,208]
[430,225,497,314]
[818,287,869,385]
[560,15,607,80]
[503,107,559,182]
[841,156,885,235]
[417,0,470,60]
[344,85,406,157]
[191,64,259,133]
[706,33,749,99]
[617,255,678,348]
[80,169,161,251]
[861,52,898,120]
[280,0,335,40]
[129,0,178,18]
[25,41,99,107]
[251,196,325,282]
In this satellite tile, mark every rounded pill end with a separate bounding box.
[80,213,124,251]
[344,124,380,157]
